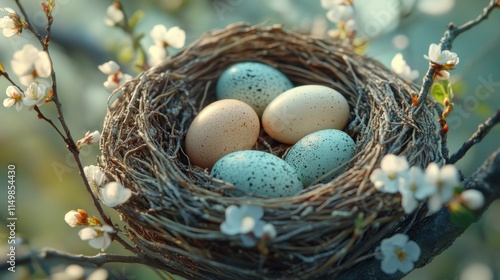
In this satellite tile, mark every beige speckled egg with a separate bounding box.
[185,99,260,169]
[262,85,350,144]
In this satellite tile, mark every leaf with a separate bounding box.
[128,10,144,33]
[431,82,446,105]
[449,204,475,229]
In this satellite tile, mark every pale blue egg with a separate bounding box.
[216,62,293,116]
[211,150,303,198]
[285,129,356,186]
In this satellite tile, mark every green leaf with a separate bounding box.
[450,204,475,229]
[431,82,446,105]
[128,10,144,33]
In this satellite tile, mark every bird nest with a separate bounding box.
[99,23,441,279]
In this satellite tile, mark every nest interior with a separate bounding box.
[100,23,442,279]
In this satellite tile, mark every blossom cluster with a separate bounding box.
[370,154,483,214]
[64,165,131,251]
[98,60,132,93]
[3,44,53,112]
[321,0,357,38]
[148,24,186,66]
[64,209,115,251]
[220,205,277,247]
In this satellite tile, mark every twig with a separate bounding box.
[12,0,136,253]
[449,109,500,164]
[0,248,149,270]
[416,0,498,106]
[338,148,500,280]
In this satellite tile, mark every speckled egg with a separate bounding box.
[262,85,350,144]
[284,129,356,186]
[216,62,293,116]
[211,150,303,198]
[185,99,260,169]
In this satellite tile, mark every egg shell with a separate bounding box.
[284,129,356,186]
[262,85,350,144]
[216,62,293,116]
[211,150,303,198]
[185,99,260,169]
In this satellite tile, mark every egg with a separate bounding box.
[216,62,293,116]
[284,129,356,186]
[211,150,303,198]
[262,85,350,144]
[185,99,260,169]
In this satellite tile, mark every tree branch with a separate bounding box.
[0,248,149,271]
[416,0,498,106]
[449,109,500,164]
[337,148,500,280]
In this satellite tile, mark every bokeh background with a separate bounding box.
[0,0,499,279]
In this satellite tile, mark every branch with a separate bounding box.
[13,0,135,253]
[0,248,149,271]
[337,148,500,280]
[449,109,500,164]
[416,0,498,105]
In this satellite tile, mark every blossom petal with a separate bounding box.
[34,51,51,78]
[239,216,256,234]
[78,227,97,241]
[405,240,421,261]
[240,205,264,220]
[165,26,186,49]
[381,255,399,274]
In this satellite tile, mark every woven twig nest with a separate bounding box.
[100,23,441,279]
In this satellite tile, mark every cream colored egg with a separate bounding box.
[185,99,260,169]
[262,85,350,144]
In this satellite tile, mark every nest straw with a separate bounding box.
[100,23,442,279]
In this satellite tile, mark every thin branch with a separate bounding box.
[449,109,500,164]
[338,148,500,280]
[12,0,136,253]
[33,106,66,139]
[0,248,149,271]
[416,0,498,106]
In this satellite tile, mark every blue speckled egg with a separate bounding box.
[216,62,293,116]
[211,150,303,198]
[285,129,356,186]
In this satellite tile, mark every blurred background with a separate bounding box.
[0,0,499,279]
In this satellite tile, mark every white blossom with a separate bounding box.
[460,189,484,210]
[425,163,460,213]
[64,209,88,227]
[221,205,264,235]
[424,43,459,67]
[326,4,354,23]
[22,82,47,109]
[104,3,124,27]
[398,166,428,214]
[379,234,421,274]
[150,24,186,49]
[76,130,101,148]
[64,210,81,227]
[100,182,132,207]
[344,19,357,33]
[391,53,419,82]
[84,165,105,193]
[148,44,167,66]
[99,61,132,93]
[78,224,115,251]
[98,60,120,75]
[11,44,51,86]
[0,7,20,37]
[3,85,23,111]
[370,154,409,193]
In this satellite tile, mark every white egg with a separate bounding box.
[285,129,356,186]
[262,85,350,144]
[216,62,293,116]
[211,150,303,198]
